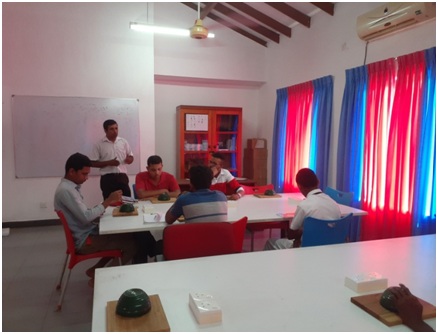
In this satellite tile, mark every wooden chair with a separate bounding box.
[162,217,248,261]
[301,213,353,247]
[55,210,122,311]
[241,184,287,251]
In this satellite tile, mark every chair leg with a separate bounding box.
[250,230,255,252]
[56,253,69,290]
[56,268,72,311]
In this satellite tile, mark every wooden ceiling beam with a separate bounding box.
[200,2,217,20]
[311,2,334,16]
[212,3,280,43]
[266,2,311,28]
[226,2,292,38]
[182,2,268,47]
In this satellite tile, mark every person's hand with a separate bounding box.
[108,158,120,166]
[390,284,434,332]
[104,190,123,207]
[124,155,134,165]
[229,193,240,201]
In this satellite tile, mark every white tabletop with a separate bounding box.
[92,234,436,332]
[99,193,368,235]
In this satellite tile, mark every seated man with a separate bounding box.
[54,153,139,286]
[209,152,244,200]
[135,155,181,199]
[264,168,341,250]
[165,165,228,224]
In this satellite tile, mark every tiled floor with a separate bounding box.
[2,225,278,332]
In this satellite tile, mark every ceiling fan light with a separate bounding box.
[190,19,209,39]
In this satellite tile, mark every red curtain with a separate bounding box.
[283,82,314,192]
[361,52,426,240]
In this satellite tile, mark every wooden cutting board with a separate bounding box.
[351,292,436,326]
[253,194,281,198]
[112,207,139,217]
[149,197,177,204]
[106,294,170,332]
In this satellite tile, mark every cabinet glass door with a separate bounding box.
[214,113,240,176]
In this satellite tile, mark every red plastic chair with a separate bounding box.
[163,217,248,260]
[55,210,122,311]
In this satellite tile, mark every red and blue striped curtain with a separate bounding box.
[337,47,436,240]
[272,75,333,192]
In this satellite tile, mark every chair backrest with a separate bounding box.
[56,210,76,256]
[230,216,248,253]
[163,217,247,260]
[301,213,353,247]
[325,187,353,206]
[240,184,274,195]
[132,184,138,199]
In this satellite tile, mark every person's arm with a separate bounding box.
[288,207,305,247]
[390,284,435,332]
[168,175,181,198]
[165,204,178,224]
[90,158,119,168]
[138,188,170,199]
[124,154,134,165]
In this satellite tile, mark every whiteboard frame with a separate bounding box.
[11,95,141,178]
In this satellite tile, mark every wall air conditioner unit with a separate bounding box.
[357,2,436,41]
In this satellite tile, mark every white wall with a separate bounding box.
[3,2,435,224]
[3,3,155,222]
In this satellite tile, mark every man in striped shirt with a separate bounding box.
[165,165,228,224]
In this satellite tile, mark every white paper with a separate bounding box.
[143,213,162,223]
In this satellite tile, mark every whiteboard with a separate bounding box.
[12,95,140,178]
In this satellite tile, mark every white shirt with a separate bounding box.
[211,168,243,193]
[90,136,133,175]
[290,189,341,230]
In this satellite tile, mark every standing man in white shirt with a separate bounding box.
[90,119,134,199]
[264,168,341,250]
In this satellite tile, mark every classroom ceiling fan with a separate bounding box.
[190,2,209,39]
[130,2,214,39]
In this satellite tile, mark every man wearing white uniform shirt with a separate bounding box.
[90,119,134,199]
[264,168,341,250]
[209,152,244,200]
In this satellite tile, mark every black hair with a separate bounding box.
[103,119,117,131]
[295,168,319,188]
[189,165,213,190]
[147,155,163,166]
[211,152,225,160]
[65,153,91,175]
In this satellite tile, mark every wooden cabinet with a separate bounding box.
[177,105,242,179]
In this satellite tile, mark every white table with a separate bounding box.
[99,193,367,235]
[92,234,436,332]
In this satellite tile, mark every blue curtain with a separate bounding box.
[336,66,367,202]
[412,47,436,235]
[272,76,333,192]
[337,47,436,238]
[271,88,288,193]
[311,76,334,190]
